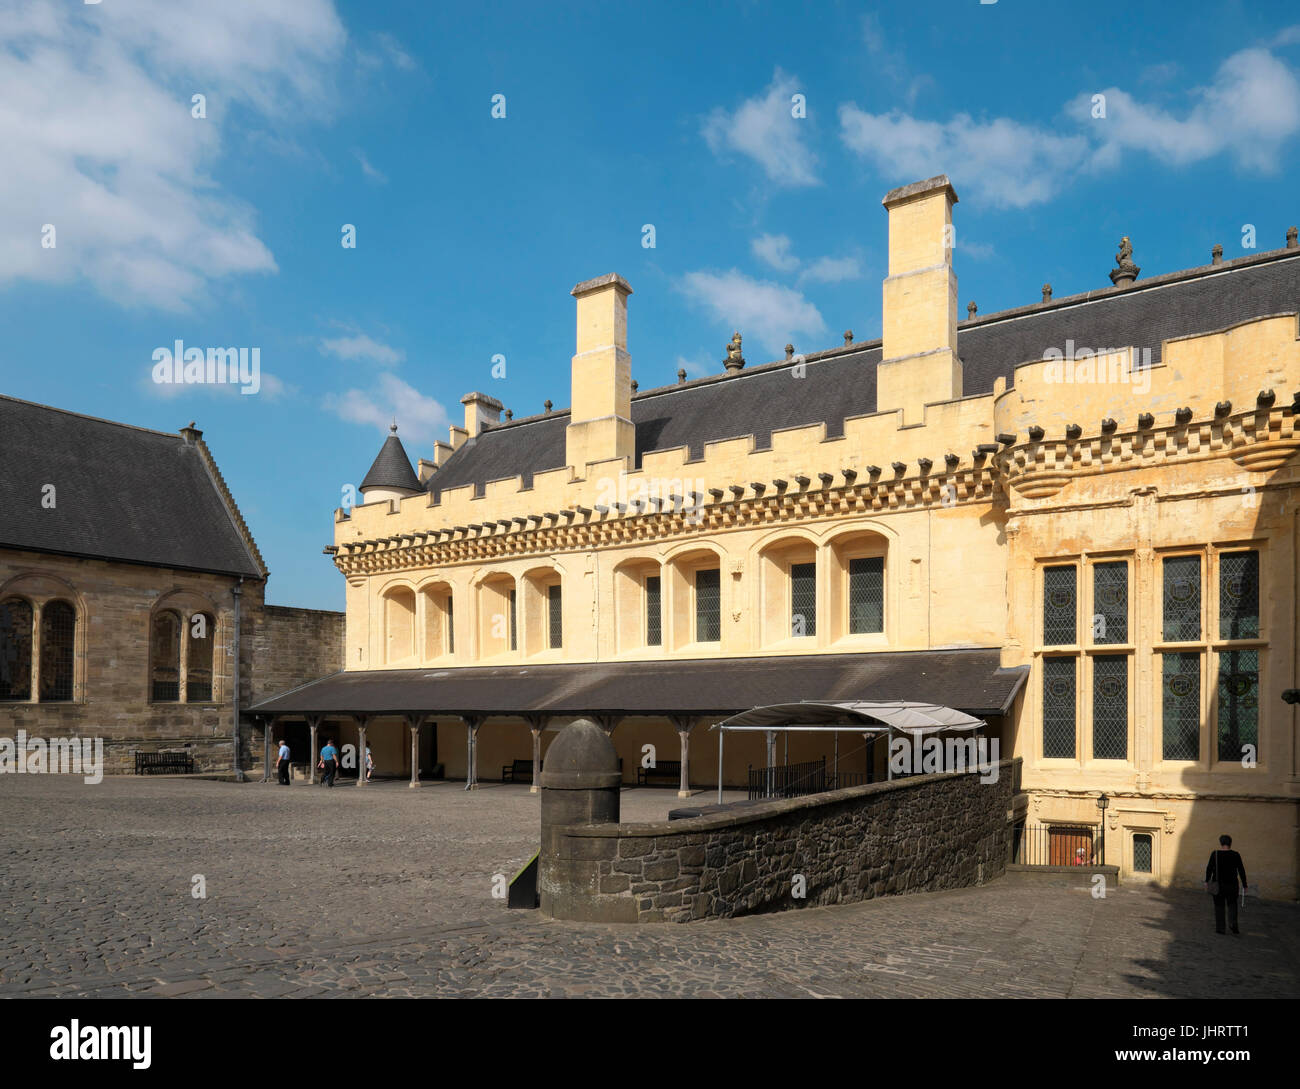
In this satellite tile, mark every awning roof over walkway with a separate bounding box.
[246,649,1028,719]
[714,701,986,734]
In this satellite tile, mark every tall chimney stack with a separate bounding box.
[566,273,635,472]
[461,391,503,438]
[877,175,962,425]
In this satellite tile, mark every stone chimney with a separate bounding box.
[877,175,962,425]
[461,391,503,438]
[566,273,635,472]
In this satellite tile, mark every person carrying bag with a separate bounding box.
[1205,834,1248,935]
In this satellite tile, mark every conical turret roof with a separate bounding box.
[360,424,422,494]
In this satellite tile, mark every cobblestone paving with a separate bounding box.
[1,776,1296,998]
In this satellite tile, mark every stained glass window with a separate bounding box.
[1217,649,1259,762]
[1092,655,1128,760]
[1161,652,1200,760]
[1133,833,1153,873]
[1219,551,1260,640]
[547,584,563,649]
[1092,562,1128,644]
[848,556,883,634]
[646,576,662,646]
[151,611,180,702]
[39,602,75,702]
[1162,556,1201,641]
[0,598,33,701]
[186,613,214,703]
[791,562,816,637]
[1043,565,1077,645]
[1042,657,1076,758]
[695,568,721,642]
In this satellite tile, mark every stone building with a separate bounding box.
[0,397,343,774]
[250,176,1300,897]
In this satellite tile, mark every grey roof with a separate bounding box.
[0,396,263,578]
[360,428,422,493]
[429,249,1300,499]
[245,648,1029,718]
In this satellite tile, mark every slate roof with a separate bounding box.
[360,427,422,493]
[245,648,1029,718]
[0,396,264,578]
[429,248,1300,499]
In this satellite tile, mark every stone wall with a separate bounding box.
[249,604,345,704]
[544,758,1020,923]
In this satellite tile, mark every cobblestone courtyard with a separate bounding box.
[0,775,1296,999]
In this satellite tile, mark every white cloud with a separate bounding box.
[354,149,388,184]
[679,269,826,356]
[1068,49,1300,173]
[323,373,448,445]
[841,44,1300,210]
[374,31,415,70]
[798,256,862,284]
[675,355,711,379]
[1276,25,1300,47]
[751,233,799,271]
[0,0,346,310]
[319,332,405,366]
[702,70,818,187]
[957,238,996,261]
[839,106,1088,209]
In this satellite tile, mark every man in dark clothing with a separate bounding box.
[1205,834,1248,935]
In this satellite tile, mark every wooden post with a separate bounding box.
[356,716,369,787]
[307,716,320,785]
[407,714,424,788]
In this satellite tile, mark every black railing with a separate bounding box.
[748,759,874,800]
[1011,822,1105,867]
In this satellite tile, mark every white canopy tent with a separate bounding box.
[709,700,988,804]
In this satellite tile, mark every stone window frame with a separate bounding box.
[147,594,222,705]
[1034,552,1136,768]
[474,571,519,662]
[415,579,456,663]
[1152,542,1267,771]
[519,565,564,660]
[0,574,86,704]
[610,556,663,656]
[378,582,418,667]
[663,545,726,653]
[825,528,891,649]
[754,532,820,650]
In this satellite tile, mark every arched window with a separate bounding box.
[0,597,34,701]
[39,600,75,702]
[151,610,181,702]
[187,613,215,702]
[383,587,417,664]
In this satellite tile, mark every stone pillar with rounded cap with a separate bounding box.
[539,718,626,921]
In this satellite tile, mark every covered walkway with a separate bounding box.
[245,648,1027,796]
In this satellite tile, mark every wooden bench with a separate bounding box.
[502,758,539,783]
[134,751,195,775]
[637,760,682,787]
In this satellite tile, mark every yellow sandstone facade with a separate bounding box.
[319,176,1299,898]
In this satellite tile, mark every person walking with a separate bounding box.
[319,738,339,788]
[365,745,374,782]
[1205,834,1248,935]
[276,737,291,785]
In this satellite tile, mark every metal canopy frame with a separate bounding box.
[709,700,988,804]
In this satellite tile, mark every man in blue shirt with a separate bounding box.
[276,738,291,785]
[319,740,339,788]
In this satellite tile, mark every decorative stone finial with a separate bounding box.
[785,343,794,359]
[389,420,398,433]
[631,379,639,392]
[843,330,853,346]
[504,409,513,421]
[1288,226,1298,249]
[1042,283,1052,302]
[1109,236,1140,287]
[677,368,687,383]
[544,399,552,413]
[723,332,745,374]
[966,301,977,318]
[1212,244,1223,265]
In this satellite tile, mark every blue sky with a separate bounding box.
[2,0,1298,610]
